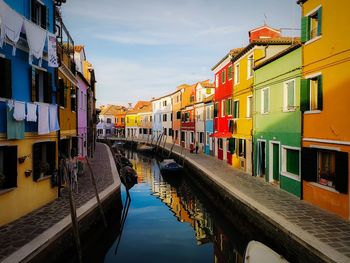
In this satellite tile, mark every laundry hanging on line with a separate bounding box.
[26,102,37,122]
[13,101,26,121]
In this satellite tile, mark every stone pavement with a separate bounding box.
[126,138,350,263]
[0,143,115,262]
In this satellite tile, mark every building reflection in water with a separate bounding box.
[126,151,244,263]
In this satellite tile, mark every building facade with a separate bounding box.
[172,88,183,145]
[204,95,214,155]
[299,0,350,219]
[253,44,302,197]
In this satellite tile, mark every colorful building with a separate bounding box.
[152,94,173,142]
[172,87,184,145]
[232,25,297,174]
[114,106,127,138]
[126,101,149,139]
[0,0,59,226]
[298,0,350,219]
[253,44,302,197]
[137,102,152,140]
[180,83,196,149]
[211,48,242,163]
[97,105,125,138]
[204,95,214,155]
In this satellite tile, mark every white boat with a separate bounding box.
[244,241,289,263]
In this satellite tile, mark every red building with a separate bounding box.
[211,48,242,164]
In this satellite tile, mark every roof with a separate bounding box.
[249,25,280,34]
[74,45,84,52]
[199,79,214,88]
[211,47,243,71]
[100,105,127,116]
[203,94,214,103]
[297,0,307,4]
[133,101,151,110]
[254,42,302,70]
[232,37,300,62]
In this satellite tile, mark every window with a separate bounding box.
[163,128,167,135]
[168,128,172,136]
[284,80,295,111]
[171,113,173,121]
[199,132,204,143]
[302,148,348,193]
[215,75,219,88]
[33,142,56,181]
[239,139,246,158]
[31,0,49,29]
[0,57,12,99]
[234,64,240,85]
[176,111,181,119]
[190,95,195,103]
[228,65,232,80]
[190,132,194,143]
[106,129,111,135]
[31,67,52,103]
[228,138,235,154]
[150,116,152,122]
[70,88,76,112]
[226,99,232,115]
[261,88,269,114]
[0,146,17,190]
[107,118,111,124]
[300,75,323,112]
[121,117,125,123]
[221,100,225,117]
[222,69,226,84]
[233,100,239,119]
[218,139,223,150]
[282,147,300,177]
[214,103,218,118]
[247,96,253,118]
[163,114,167,122]
[175,130,179,140]
[163,100,167,107]
[247,54,254,78]
[301,7,322,43]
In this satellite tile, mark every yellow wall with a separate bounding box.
[138,112,152,129]
[0,133,58,226]
[125,114,138,127]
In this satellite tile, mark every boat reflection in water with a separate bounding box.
[104,150,245,263]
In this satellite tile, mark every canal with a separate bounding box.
[62,148,291,263]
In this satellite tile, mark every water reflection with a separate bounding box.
[110,150,245,263]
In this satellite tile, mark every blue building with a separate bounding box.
[204,96,214,155]
[0,0,61,226]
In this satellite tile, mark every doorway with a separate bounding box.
[269,141,280,183]
[257,140,266,177]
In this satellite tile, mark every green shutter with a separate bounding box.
[301,16,310,43]
[317,75,323,110]
[317,7,322,36]
[222,70,225,83]
[300,79,310,112]
[287,82,294,108]
[286,149,299,175]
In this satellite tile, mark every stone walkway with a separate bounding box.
[125,138,350,263]
[0,143,114,262]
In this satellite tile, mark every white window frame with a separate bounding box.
[247,54,254,79]
[234,63,240,85]
[261,87,270,114]
[246,95,253,118]
[283,79,296,112]
[215,74,219,88]
[281,145,301,181]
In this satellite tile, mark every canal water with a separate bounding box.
[103,150,248,263]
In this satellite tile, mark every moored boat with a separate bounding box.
[159,159,183,174]
[244,240,288,263]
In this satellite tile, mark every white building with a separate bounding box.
[152,93,173,143]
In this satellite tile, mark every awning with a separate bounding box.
[209,132,233,138]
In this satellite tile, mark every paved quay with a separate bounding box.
[123,138,350,263]
[0,143,120,263]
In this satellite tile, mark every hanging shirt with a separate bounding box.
[23,20,47,67]
[13,101,26,121]
[7,103,24,140]
[37,103,50,135]
[49,104,60,132]
[0,0,24,55]
[26,102,37,122]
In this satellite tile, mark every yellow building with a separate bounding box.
[232,26,297,174]
[125,101,150,139]
[298,0,350,219]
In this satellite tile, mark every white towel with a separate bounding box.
[13,101,26,121]
[0,0,24,55]
[49,104,60,132]
[37,103,50,135]
[26,102,37,122]
[7,99,14,111]
[23,20,47,67]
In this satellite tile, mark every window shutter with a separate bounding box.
[44,72,52,103]
[0,57,12,99]
[30,67,39,102]
[41,4,47,29]
[317,7,322,36]
[301,16,310,43]
[317,75,323,111]
[301,147,317,182]
[4,146,17,188]
[33,143,42,181]
[335,151,348,194]
[300,79,310,112]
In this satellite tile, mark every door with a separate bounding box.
[271,143,280,182]
[257,140,266,177]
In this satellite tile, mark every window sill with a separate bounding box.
[305,35,322,46]
[308,182,339,193]
[37,175,51,182]
[282,109,296,113]
[0,187,16,196]
[281,171,300,182]
[304,110,321,115]
[261,112,269,115]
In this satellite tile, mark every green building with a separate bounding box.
[253,43,302,197]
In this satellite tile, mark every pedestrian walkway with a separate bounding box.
[126,138,350,263]
[0,143,119,262]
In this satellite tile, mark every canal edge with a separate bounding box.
[1,144,121,263]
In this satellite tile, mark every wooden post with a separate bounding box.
[85,157,107,228]
[168,140,176,158]
[62,159,82,263]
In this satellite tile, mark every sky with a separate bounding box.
[61,0,301,107]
